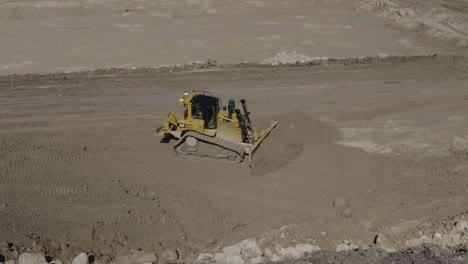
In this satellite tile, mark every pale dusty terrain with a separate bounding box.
[2,0,463,74]
[1,56,468,263]
[1,0,468,263]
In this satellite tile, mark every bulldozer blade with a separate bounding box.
[248,121,278,169]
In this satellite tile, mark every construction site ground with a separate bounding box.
[1,55,468,262]
[1,0,468,263]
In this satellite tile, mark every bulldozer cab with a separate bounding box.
[190,94,219,129]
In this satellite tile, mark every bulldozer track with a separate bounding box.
[176,131,246,160]
[0,184,87,197]
[0,206,157,225]
[105,163,317,216]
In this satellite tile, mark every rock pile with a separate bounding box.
[195,238,320,264]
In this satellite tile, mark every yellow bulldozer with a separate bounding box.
[156,90,277,167]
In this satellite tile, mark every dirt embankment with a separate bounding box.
[356,0,468,50]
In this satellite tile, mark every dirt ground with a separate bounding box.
[2,0,468,74]
[1,55,468,262]
[1,0,468,263]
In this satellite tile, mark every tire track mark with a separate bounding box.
[0,184,87,197]
[106,163,317,216]
[0,206,157,225]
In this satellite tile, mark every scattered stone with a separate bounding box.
[263,248,273,258]
[423,245,441,258]
[6,260,16,264]
[294,244,320,256]
[195,254,213,262]
[276,244,320,259]
[72,253,88,264]
[249,256,264,264]
[455,220,468,231]
[374,233,395,252]
[335,240,359,252]
[223,245,241,256]
[224,253,244,264]
[340,206,354,218]
[161,249,178,262]
[433,233,442,239]
[257,238,267,247]
[374,233,385,245]
[264,247,282,262]
[213,253,225,262]
[405,235,432,248]
[269,254,283,262]
[333,196,347,208]
[18,253,47,264]
[207,59,218,67]
[115,251,158,264]
[236,238,262,258]
[49,261,62,264]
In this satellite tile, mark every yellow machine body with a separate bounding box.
[156,90,277,166]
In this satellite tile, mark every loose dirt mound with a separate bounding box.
[252,111,341,175]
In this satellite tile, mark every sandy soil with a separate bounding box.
[1,55,468,262]
[1,0,468,263]
[0,0,459,74]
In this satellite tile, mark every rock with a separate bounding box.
[264,248,282,263]
[276,244,319,259]
[224,253,244,264]
[335,241,359,252]
[333,196,347,208]
[433,233,442,239]
[257,238,267,247]
[223,245,241,256]
[373,233,395,252]
[72,253,88,264]
[263,248,273,258]
[6,260,16,264]
[18,253,47,264]
[207,59,218,66]
[269,255,283,262]
[294,244,320,256]
[213,253,225,262]
[455,220,468,231]
[405,235,432,248]
[248,256,264,264]
[340,207,354,218]
[424,245,441,258]
[195,254,213,262]
[49,261,62,264]
[236,238,262,258]
[115,251,158,264]
[161,249,178,262]
[397,8,415,17]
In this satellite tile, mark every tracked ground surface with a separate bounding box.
[1,55,468,262]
